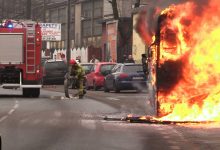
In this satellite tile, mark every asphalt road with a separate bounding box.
[0,87,219,150]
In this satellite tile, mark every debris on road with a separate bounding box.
[104,115,216,125]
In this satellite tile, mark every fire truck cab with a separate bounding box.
[0,19,42,97]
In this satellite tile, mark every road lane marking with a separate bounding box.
[14,104,19,108]
[0,100,19,123]
[106,97,120,101]
[8,109,15,115]
[0,116,8,122]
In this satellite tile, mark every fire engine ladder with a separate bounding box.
[26,24,36,73]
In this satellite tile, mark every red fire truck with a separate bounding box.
[0,20,42,97]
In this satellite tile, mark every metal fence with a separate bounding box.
[41,47,88,63]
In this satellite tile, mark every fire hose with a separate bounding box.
[104,115,215,124]
[64,73,86,98]
[64,72,74,98]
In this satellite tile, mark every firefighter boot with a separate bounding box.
[83,89,87,95]
[79,95,84,99]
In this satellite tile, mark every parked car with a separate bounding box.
[42,59,67,85]
[80,63,94,75]
[41,56,51,66]
[85,62,116,90]
[104,63,147,93]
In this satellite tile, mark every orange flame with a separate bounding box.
[156,0,220,121]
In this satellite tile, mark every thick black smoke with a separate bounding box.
[135,0,211,45]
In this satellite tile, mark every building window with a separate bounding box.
[50,9,58,23]
[71,4,75,22]
[82,20,92,37]
[14,0,24,16]
[57,41,61,49]
[50,41,57,49]
[58,7,66,23]
[70,22,75,41]
[61,41,65,49]
[93,19,102,36]
[61,23,66,40]
[94,0,103,18]
[82,1,92,18]
[70,5,75,42]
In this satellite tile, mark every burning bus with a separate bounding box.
[146,0,220,122]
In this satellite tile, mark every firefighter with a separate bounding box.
[141,54,148,76]
[69,59,85,99]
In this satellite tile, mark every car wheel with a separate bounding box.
[32,88,40,98]
[23,88,30,97]
[104,81,110,92]
[113,81,120,93]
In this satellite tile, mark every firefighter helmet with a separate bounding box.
[70,59,77,65]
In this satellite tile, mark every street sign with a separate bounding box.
[40,23,61,41]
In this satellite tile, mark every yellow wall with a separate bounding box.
[132,13,146,63]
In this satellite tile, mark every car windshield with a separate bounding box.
[123,65,143,73]
[45,61,66,70]
[41,58,50,66]
[81,64,93,71]
[100,64,115,72]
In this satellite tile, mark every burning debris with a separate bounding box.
[104,115,215,125]
[136,0,220,122]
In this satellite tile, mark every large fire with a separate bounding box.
[158,0,220,121]
[154,0,220,121]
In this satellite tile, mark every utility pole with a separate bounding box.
[66,0,71,68]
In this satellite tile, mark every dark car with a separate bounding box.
[104,63,147,93]
[42,59,67,85]
[41,56,51,66]
[85,62,116,90]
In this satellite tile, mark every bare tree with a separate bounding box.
[107,0,119,20]
[108,0,133,62]
[134,0,141,8]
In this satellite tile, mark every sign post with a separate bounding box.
[40,23,61,41]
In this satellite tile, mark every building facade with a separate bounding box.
[45,0,104,50]
[0,0,135,62]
